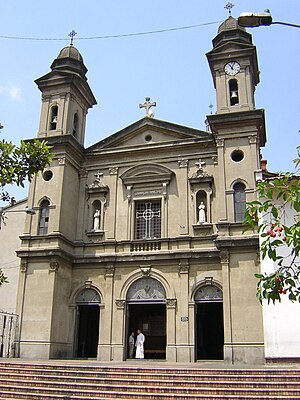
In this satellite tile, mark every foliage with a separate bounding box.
[244,146,300,304]
[0,270,8,286]
[0,123,53,287]
[0,124,53,203]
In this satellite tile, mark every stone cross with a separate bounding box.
[68,30,77,46]
[139,97,156,118]
[195,159,206,171]
[94,170,103,183]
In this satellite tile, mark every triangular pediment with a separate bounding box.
[207,40,255,57]
[86,117,211,153]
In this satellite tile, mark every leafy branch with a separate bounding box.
[244,145,300,304]
[0,123,53,286]
[0,124,53,202]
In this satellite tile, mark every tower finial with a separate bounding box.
[224,2,234,16]
[68,30,77,46]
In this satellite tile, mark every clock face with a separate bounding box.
[224,61,240,76]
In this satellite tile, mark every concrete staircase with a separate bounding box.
[0,361,299,399]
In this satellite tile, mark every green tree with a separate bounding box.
[0,123,53,203]
[0,270,8,286]
[244,146,300,304]
[0,123,53,285]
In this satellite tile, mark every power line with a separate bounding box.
[0,20,222,42]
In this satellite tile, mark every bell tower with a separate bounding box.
[206,16,260,114]
[206,17,266,223]
[35,45,96,145]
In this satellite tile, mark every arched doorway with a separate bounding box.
[75,288,100,358]
[195,285,224,360]
[126,277,166,359]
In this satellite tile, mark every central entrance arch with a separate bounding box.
[126,277,166,359]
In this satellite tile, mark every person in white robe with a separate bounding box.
[135,329,145,359]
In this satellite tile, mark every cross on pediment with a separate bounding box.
[139,97,156,118]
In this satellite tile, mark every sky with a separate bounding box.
[0,0,299,205]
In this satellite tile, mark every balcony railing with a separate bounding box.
[130,240,161,252]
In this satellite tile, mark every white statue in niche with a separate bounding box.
[93,209,101,231]
[198,202,206,224]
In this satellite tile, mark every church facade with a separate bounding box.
[15,17,266,364]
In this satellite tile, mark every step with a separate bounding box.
[0,389,298,400]
[0,373,299,390]
[0,381,299,398]
[0,361,298,400]
[1,363,299,378]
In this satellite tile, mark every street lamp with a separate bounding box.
[238,10,300,29]
[0,206,35,229]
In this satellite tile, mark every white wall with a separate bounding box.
[261,202,300,359]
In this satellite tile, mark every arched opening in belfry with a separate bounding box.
[229,79,239,106]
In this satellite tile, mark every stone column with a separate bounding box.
[108,166,119,239]
[112,299,126,361]
[166,298,177,362]
[188,301,195,361]
[14,259,28,357]
[177,159,189,235]
[176,261,190,362]
[98,265,115,360]
[220,249,233,364]
[216,139,227,221]
[76,168,88,240]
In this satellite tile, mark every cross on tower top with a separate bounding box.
[68,30,77,46]
[139,97,156,118]
[224,2,234,16]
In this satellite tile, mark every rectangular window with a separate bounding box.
[39,205,49,235]
[135,200,161,240]
[234,189,246,222]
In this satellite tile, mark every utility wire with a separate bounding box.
[0,20,222,41]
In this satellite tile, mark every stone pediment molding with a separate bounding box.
[120,163,173,186]
[189,171,213,183]
[86,117,210,152]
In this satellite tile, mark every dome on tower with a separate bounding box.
[56,45,84,63]
[50,45,87,78]
[217,16,246,33]
[211,16,251,50]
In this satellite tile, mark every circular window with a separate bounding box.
[145,134,152,142]
[43,170,53,181]
[231,150,244,162]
